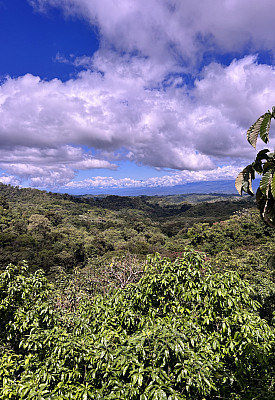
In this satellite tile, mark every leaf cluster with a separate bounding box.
[235,106,275,226]
[1,253,274,399]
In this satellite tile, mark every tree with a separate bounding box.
[1,254,274,399]
[235,106,275,227]
[27,214,52,239]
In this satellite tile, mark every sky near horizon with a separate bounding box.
[0,0,275,193]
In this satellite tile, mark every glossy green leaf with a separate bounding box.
[247,112,271,148]
[260,170,273,196]
[271,173,275,199]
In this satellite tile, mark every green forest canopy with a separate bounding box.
[0,183,275,399]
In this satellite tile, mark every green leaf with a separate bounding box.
[271,173,275,199]
[156,389,168,400]
[251,149,271,174]
[260,170,273,196]
[138,374,143,387]
[256,148,271,160]
[235,166,254,196]
[260,113,272,144]
[247,112,271,148]
[235,171,244,196]
[252,159,263,174]
[262,160,275,173]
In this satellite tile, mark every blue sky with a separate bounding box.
[0,0,98,80]
[0,0,275,194]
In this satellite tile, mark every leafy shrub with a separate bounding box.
[0,253,274,399]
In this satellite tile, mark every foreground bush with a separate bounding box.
[0,253,274,399]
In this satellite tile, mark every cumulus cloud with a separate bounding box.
[30,0,275,66]
[65,165,243,189]
[1,56,274,177]
[0,175,20,186]
[0,144,116,187]
[1,1,275,190]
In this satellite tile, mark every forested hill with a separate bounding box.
[1,183,275,399]
[0,182,256,274]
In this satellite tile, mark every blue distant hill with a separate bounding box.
[62,179,261,197]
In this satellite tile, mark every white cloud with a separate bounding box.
[65,165,243,189]
[191,56,275,157]
[0,145,117,187]
[0,64,214,174]
[0,55,275,187]
[1,56,274,167]
[0,175,20,186]
[2,1,275,189]
[30,0,275,66]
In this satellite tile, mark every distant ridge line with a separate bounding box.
[61,179,261,197]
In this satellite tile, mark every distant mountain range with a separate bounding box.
[63,179,261,197]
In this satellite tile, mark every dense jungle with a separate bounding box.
[0,182,274,399]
